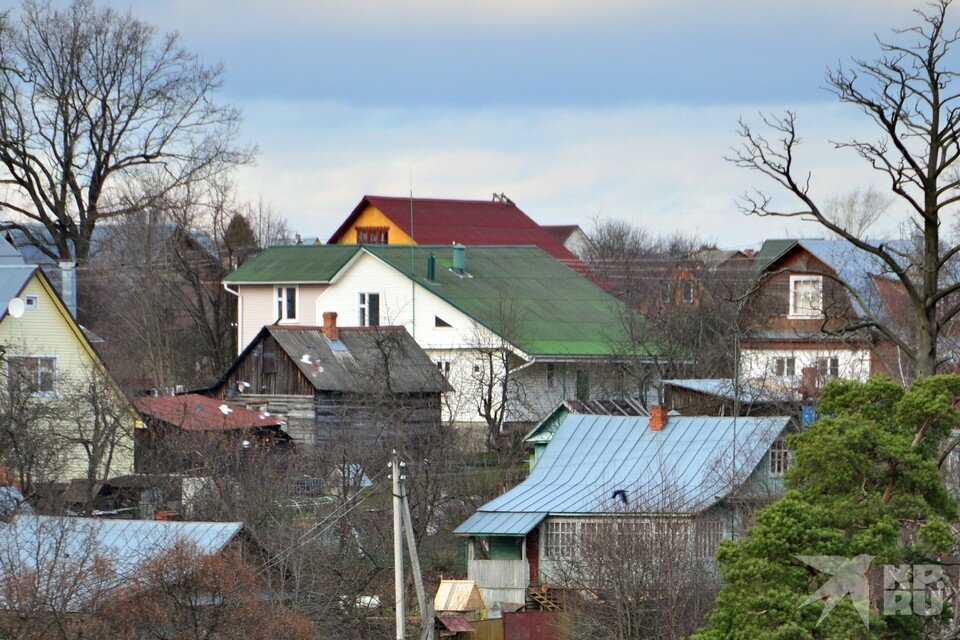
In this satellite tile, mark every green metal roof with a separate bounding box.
[225,244,656,358]
[224,244,359,283]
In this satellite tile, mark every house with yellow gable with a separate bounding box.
[0,233,137,490]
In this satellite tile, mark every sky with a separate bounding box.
[96,0,927,248]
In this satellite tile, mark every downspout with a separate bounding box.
[223,282,241,354]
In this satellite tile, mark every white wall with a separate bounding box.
[740,347,871,384]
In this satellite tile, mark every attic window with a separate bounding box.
[789,275,823,318]
[357,227,388,244]
[24,295,38,311]
[434,316,452,328]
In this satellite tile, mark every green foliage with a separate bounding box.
[693,376,959,640]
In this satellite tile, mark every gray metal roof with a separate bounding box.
[0,234,24,266]
[664,379,791,404]
[456,413,791,536]
[268,326,452,394]
[456,511,547,537]
[0,515,242,611]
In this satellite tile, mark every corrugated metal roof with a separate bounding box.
[664,379,790,404]
[455,511,547,536]
[269,326,451,394]
[328,195,588,274]
[524,399,649,445]
[458,413,791,533]
[0,515,242,611]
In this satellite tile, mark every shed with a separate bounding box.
[434,579,485,617]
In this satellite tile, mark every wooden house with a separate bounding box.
[207,313,451,449]
[455,409,793,609]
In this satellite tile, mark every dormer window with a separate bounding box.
[789,275,823,318]
[276,286,298,322]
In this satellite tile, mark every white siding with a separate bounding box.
[740,347,871,384]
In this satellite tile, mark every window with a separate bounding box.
[356,227,388,244]
[358,293,380,326]
[473,537,491,560]
[695,520,724,559]
[789,275,823,318]
[473,363,482,375]
[680,280,694,303]
[575,369,590,402]
[276,286,297,322]
[546,363,556,389]
[816,357,840,380]
[436,360,452,377]
[434,316,452,328]
[544,521,578,558]
[7,357,56,396]
[769,437,790,477]
[772,356,796,377]
[24,295,38,311]
[659,282,673,303]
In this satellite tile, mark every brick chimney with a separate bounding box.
[800,366,818,397]
[321,311,339,341]
[649,405,668,431]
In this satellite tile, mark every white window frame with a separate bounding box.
[275,286,299,323]
[769,437,790,477]
[7,356,58,397]
[358,292,381,327]
[435,359,452,377]
[789,275,823,319]
[771,356,796,378]
[680,280,694,303]
[24,295,39,311]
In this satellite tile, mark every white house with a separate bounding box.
[223,244,656,432]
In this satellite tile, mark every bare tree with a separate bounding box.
[729,0,960,377]
[823,187,893,239]
[0,0,253,261]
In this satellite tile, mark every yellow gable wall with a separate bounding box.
[0,272,135,480]
[335,204,415,245]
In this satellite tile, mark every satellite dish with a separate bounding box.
[7,298,24,319]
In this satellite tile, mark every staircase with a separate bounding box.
[526,586,562,611]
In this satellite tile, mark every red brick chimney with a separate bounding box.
[649,405,668,431]
[800,366,817,397]
[321,311,339,341]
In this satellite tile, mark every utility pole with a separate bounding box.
[401,480,434,640]
[391,450,406,640]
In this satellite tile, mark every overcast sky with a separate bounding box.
[99,1,928,248]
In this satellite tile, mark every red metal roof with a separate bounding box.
[328,195,590,275]
[437,615,476,633]
[134,394,283,432]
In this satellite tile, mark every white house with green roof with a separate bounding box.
[223,244,658,429]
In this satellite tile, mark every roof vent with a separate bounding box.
[452,243,466,275]
[427,252,436,282]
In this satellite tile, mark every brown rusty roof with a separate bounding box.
[135,393,283,431]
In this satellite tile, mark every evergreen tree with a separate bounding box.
[694,376,960,639]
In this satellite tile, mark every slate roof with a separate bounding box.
[456,412,790,536]
[328,195,586,272]
[222,325,452,394]
[0,515,242,611]
[134,393,284,431]
[226,245,650,358]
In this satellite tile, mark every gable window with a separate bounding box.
[769,437,790,477]
[276,286,298,322]
[772,356,796,377]
[817,357,840,380]
[358,293,380,326]
[543,520,578,558]
[7,357,56,396]
[680,280,694,303]
[24,295,38,311]
[357,227,388,244]
[789,275,823,318]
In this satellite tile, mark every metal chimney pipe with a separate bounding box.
[58,261,77,318]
